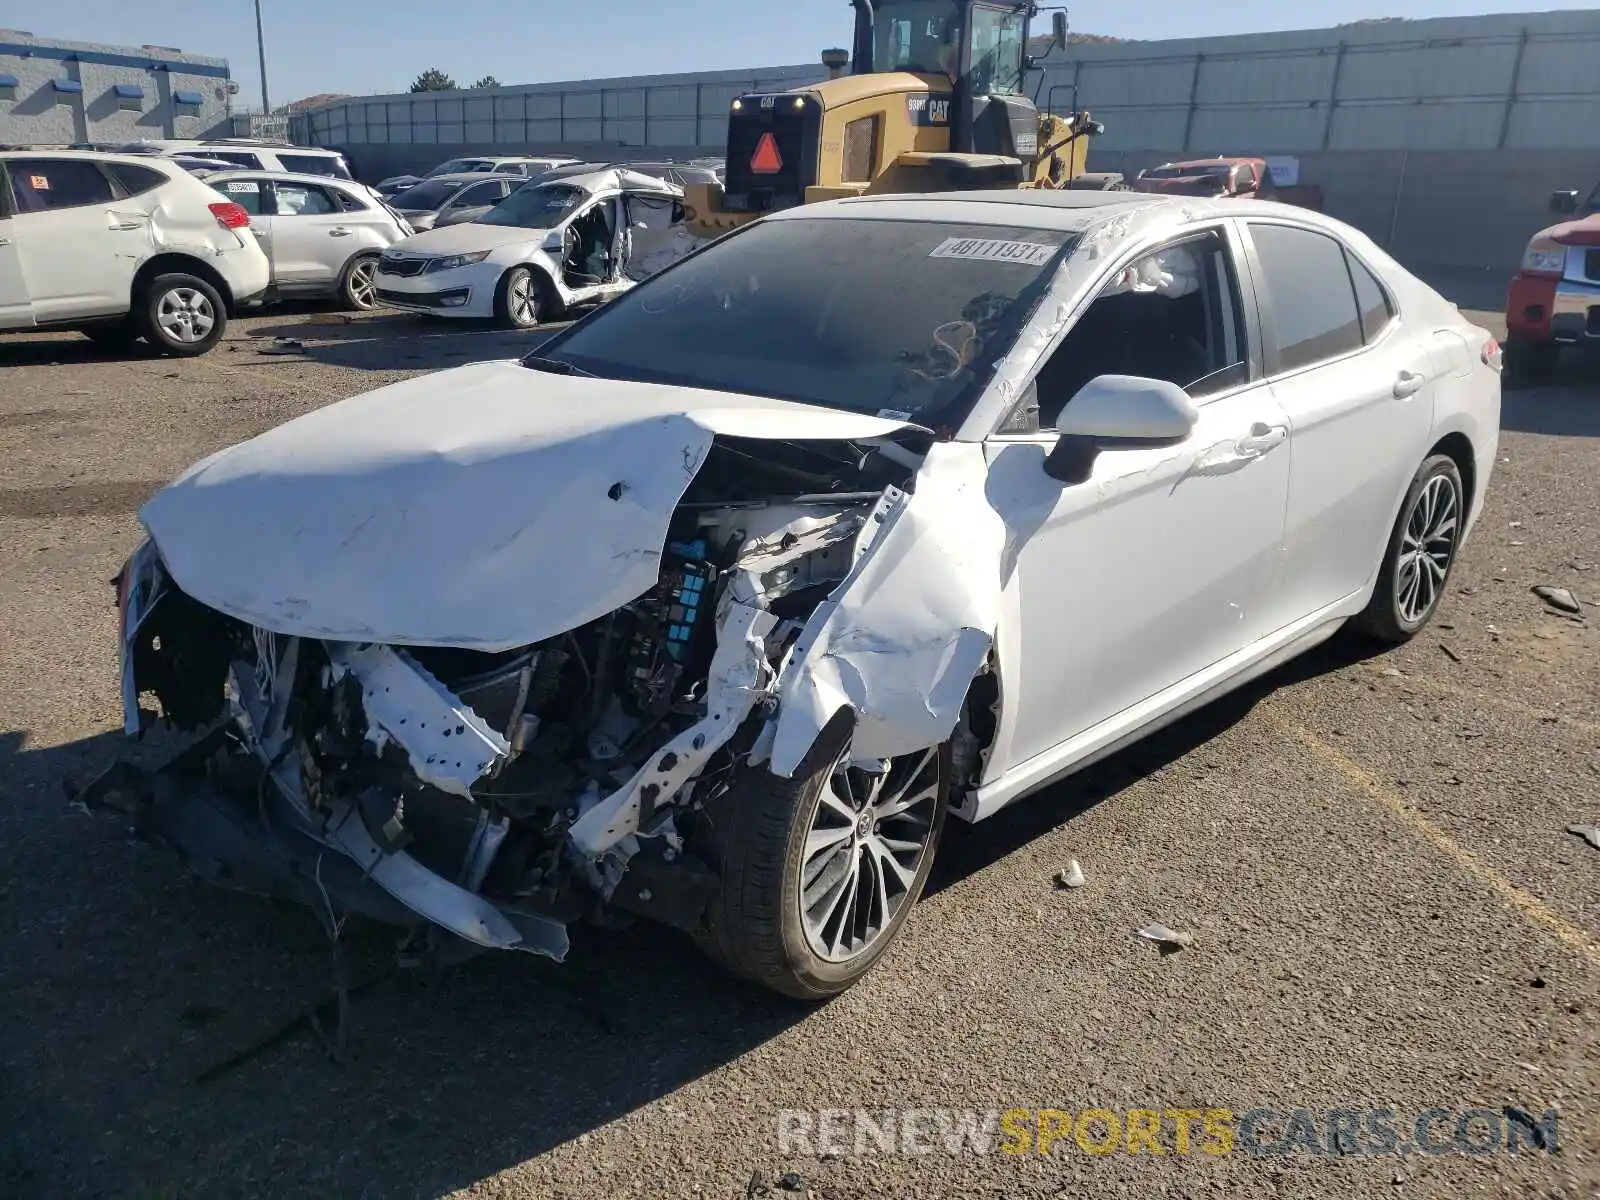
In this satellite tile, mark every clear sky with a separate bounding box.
[17,0,1599,110]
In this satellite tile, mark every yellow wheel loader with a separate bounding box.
[683,0,1105,240]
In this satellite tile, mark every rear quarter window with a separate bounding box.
[107,162,168,197]
[210,177,267,216]
[279,153,353,180]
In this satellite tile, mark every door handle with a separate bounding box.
[1393,369,1426,399]
[110,222,143,231]
[0,236,10,246]
[329,227,352,237]
[1235,423,1287,456]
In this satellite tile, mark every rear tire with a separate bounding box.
[1504,337,1558,382]
[135,273,227,357]
[1352,454,1465,644]
[693,723,948,1000]
[338,253,380,311]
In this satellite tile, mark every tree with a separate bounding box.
[409,68,458,93]
[471,75,502,90]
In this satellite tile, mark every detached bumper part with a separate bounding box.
[79,747,571,962]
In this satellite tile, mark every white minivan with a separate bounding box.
[0,152,270,356]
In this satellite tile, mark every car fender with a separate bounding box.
[766,441,1008,777]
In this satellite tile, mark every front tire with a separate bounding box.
[494,265,546,330]
[1352,454,1465,644]
[693,726,948,999]
[135,273,227,357]
[338,253,380,311]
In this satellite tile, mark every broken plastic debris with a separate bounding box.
[1137,923,1194,953]
[1380,667,1404,678]
[1054,860,1086,890]
[1532,585,1582,615]
[1566,824,1600,851]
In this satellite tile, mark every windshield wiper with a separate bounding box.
[521,355,595,377]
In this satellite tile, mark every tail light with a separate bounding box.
[208,201,251,230]
[1482,337,1503,373]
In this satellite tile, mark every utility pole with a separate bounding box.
[254,0,271,117]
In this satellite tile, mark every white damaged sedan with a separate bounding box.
[91,191,1501,998]
[373,167,687,328]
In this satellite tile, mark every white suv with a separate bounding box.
[0,152,270,356]
[203,170,412,310]
[120,139,357,182]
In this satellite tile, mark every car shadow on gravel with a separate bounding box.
[0,629,1393,1198]
[0,336,154,367]
[1501,364,1600,437]
[929,628,1393,896]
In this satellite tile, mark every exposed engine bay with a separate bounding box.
[88,431,968,963]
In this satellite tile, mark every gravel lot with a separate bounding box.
[0,294,1596,1200]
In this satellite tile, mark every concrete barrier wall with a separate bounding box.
[1086,149,1596,274]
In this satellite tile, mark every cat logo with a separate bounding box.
[905,95,952,126]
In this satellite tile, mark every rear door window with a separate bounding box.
[273,182,340,216]
[1248,222,1364,373]
[7,158,115,213]
[278,153,352,180]
[201,151,264,169]
[211,176,267,216]
[456,180,505,207]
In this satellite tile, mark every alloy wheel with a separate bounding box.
[799,747,942,963]
[508,272,539,326]
[346,259,378,309]
[156,288,215,344]
[1395,473,1459,624]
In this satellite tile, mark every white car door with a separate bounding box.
[264,180,355,287]
[7,157,128,320]
[0,168,33,327]
[985,225,1293,775]
[1241,220,1437,619]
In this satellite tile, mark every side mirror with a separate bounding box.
[541,230,564,252]
[1052,11,1069,49]
[1550,189,1580,216]
[1043,375,1198,484]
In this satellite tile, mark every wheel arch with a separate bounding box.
[132,254,236,314]
[1428,430,1476,524]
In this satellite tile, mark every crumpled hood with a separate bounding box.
[1540,212,1600,247]
[139,362,916,651]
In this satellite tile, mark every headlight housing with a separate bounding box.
[1520,241,1566,275]
[426,251,492,273]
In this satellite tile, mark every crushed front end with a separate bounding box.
[88,436,912,966]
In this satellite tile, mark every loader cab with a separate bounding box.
[853,0,1040,161]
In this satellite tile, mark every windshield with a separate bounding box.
[390,180,460,210]
[532,217,1075,424]
[969,4,1027,95]
[477,182,587,229]
[429,159,489,177]
[874,0,962,76]
[1146,164,1231,180]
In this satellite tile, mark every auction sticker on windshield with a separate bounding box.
[930,238,1057,266]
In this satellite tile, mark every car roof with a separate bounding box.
[777,189,1167,230]
[412,172,508,186]
[0,148,184,171]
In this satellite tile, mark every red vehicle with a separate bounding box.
[1504,182,1600,378]
[1130,156,1325,210]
